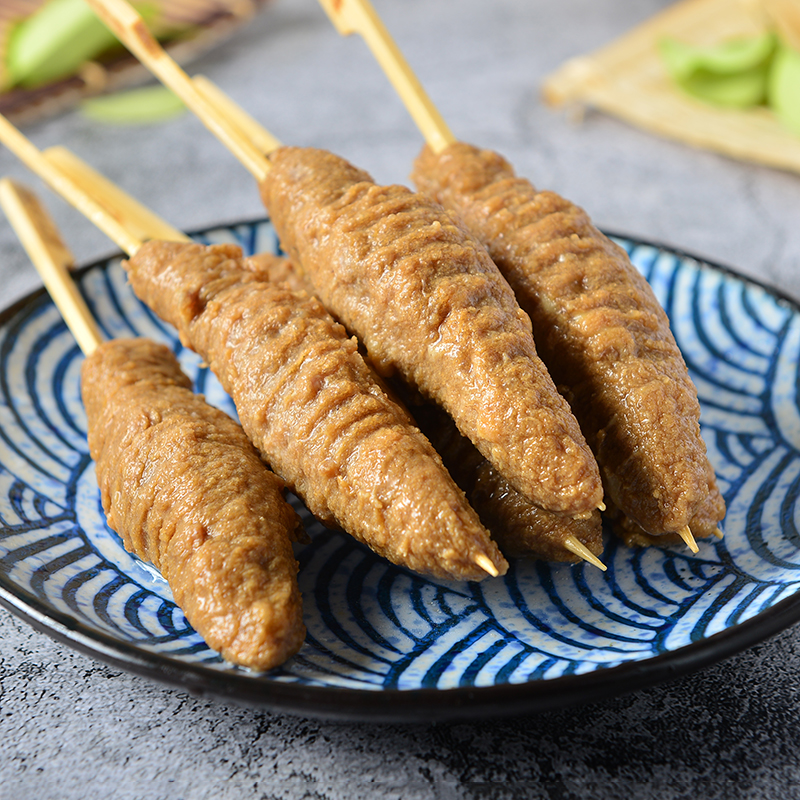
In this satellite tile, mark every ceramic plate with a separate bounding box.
[2,218,800,722]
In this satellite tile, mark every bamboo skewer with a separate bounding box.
[1,112,192,257]
[0,116,142,256]
[316,0,716,555]
[78,0,611,573]
[677,525,700,554]
[316,0,455,154]
[85,0,271,182]
[474,553,500,579]
[192,76,282,157]
[0,179,103,356]
[44,147,190,246]
[0,115,513,579]
[316,0,451,154]
[563,536,607,572]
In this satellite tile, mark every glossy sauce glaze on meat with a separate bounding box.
[259,146,603,519]
[411,142,725,540]
[82,337,305,670]
[124,240,508,581]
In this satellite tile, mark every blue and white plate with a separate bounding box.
[2,218,800,722]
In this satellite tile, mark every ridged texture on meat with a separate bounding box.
[410,403,604,562]
[259,146,603,517]
[125,241,507,581]
[82,338,304,670]
[244,251,311,294]
[411,142,725,538]
[609,459,726,547]
[242,252,601,562]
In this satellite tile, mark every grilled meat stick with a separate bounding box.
[83,0,604,520]
[0,178,305,670]
[0,125,508,585]
[260,146,603,519]
[315,0,724,546]
[411,144,726,543]
[245,251,606,568]
[83,338,306,668]
[124,239,508,581]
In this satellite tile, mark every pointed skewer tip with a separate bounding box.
[563,536,607,571]
[474,553,500,578]
[677,525,700,553]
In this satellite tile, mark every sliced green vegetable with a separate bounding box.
[676,63,772,107]
[80,85,185,124]
[659,32,776,108]
[768,43,800,136]
[660,33,776,78]
[5,0,158,89]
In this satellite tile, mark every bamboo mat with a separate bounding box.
[0,0,268,125]
[542,0,800,174]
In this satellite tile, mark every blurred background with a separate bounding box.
[1,0,798,304]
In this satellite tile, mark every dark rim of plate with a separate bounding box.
[1,221,799,724]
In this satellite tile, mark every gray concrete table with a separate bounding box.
[2,0,800,797]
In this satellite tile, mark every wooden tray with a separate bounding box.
[0,0,269,126]
[542,0,800,174]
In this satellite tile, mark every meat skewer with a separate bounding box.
[54,141,604,573]
[0,116,509,582]
[316,0,726,551]
[243,251,606,570]
[50,146,606,576]
[407,402,605,567]
[0,177,305,670]
[85,0,606,522]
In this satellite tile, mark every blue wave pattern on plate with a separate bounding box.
[1,221,800,690]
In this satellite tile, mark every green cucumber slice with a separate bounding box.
[659,33,776,108]
[6,0,158,89]
[768,43,800,135]
[80,84,185,124]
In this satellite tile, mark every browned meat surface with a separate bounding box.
[245,251,603,562]
[82,338,304,670]
[244,251,310,294]
[124,240,507,581]
[609,460,726,547]
[410,403,603,562]
[259,146,603,518]
[411,142,725,540]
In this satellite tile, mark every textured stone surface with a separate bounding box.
[3,609,800,798]
[2,0,800,797]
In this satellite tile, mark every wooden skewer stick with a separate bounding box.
[43,147,190,246]
[84,0,272,182]
[0,115,142,256]
[317,0,454,154]
[0,179,103,356]
[0,115,186,257]
[677,525,700,554]
[563,536,607,572]
[474,553,500,578]
[192,76,283,157]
